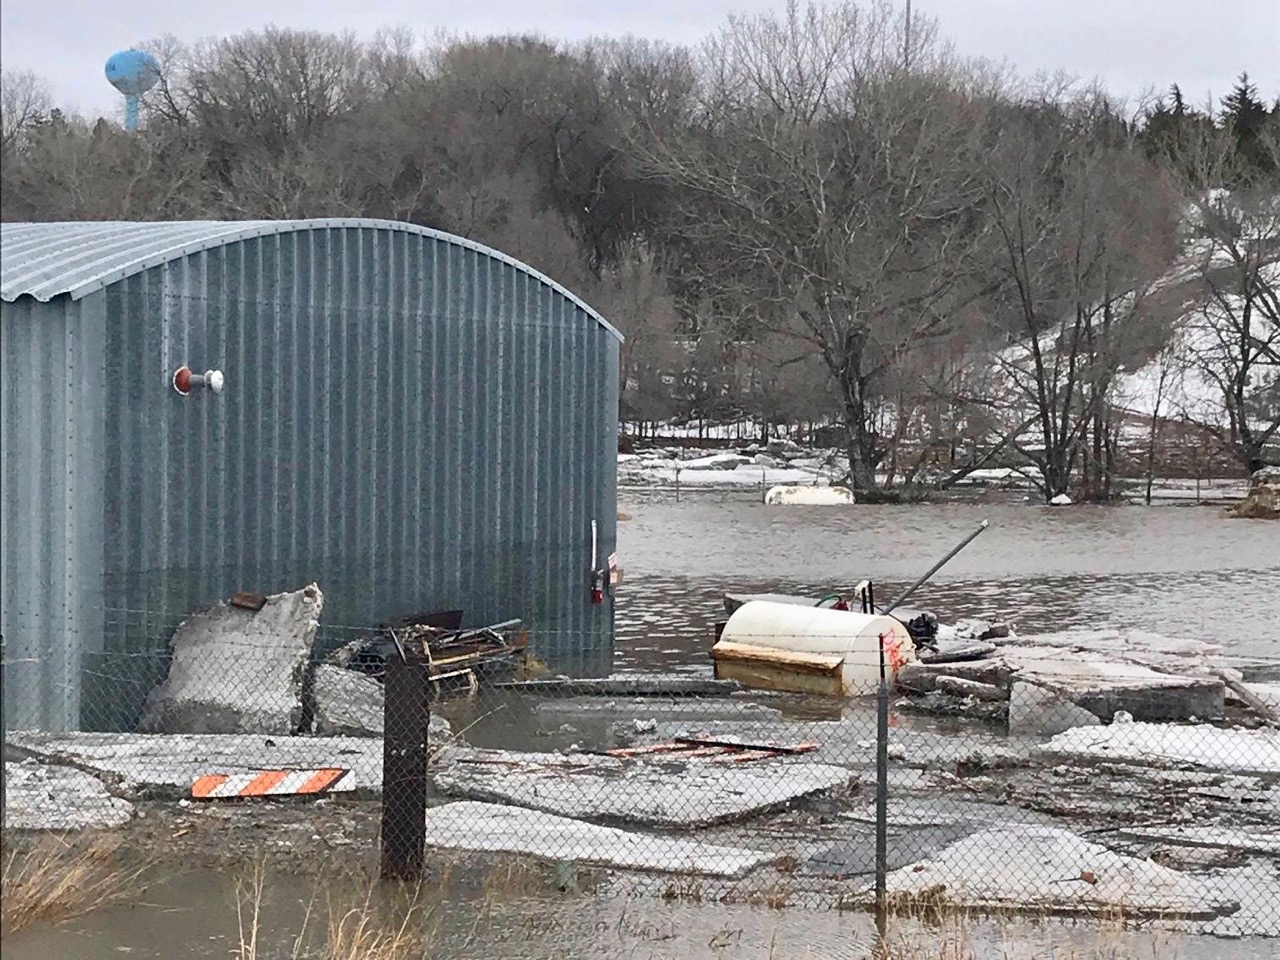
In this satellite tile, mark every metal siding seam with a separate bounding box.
[61,298,80,729]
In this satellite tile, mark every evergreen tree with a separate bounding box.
[1220,72,1276,178]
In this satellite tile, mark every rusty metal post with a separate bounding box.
[380,642,429,882]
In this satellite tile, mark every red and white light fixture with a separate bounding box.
[172,365,225,396]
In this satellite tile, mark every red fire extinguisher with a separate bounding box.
[591,569,605,605]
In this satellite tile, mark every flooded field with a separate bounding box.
[6,495,1280,960]
[613,494,1280,668]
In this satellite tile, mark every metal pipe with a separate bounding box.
[884,520,989,614]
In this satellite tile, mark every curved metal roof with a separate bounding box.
[0,218,621,340]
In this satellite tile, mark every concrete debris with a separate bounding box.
[1002,655,1224,724]
[918,639,999,663]
[1040,721,1280,775]
[1008,682,1103,738]
[311,664,452,740]
[422,801,777,878]
[3,760,134,830]
[6,732,382,797]
[884,826,1238,919]
[935,676,1006,702]
[140,584,323,736]
[1114,825,1280,857]
[897,659,1013,694]
[900,628,1234,726]
[433,747,854,829]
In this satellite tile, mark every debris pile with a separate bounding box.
[895,628,1280,731]
[1227,466,1280,520]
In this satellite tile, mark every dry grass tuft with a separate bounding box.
[233,858,434,960]
[1,833,149,936]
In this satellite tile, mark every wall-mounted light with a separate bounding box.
[172,365,225,396]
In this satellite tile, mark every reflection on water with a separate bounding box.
[614,498,1280,666]
[8,869,1274,960]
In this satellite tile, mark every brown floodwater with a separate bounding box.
[6,495,1280,959]
[613,495,1280,667]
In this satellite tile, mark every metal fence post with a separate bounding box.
[872,583,890,947]
[380,638,429,882]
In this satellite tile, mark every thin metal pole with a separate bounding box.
[874,580,889,946]
[883,520,989,615]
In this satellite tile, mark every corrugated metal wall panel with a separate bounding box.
[1,295,106,731]
[10,223,621,730]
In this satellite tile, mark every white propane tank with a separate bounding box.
[714,600,915,696]
[764,485,855,506]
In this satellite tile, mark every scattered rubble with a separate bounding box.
[422,801,777,878]
[432,747,854,829]
[140,585,323,735]
[883,826,1239,919]
[3,760,134,830]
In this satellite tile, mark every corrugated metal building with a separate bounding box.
[1,219,621,732]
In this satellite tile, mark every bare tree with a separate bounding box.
[632,0,1000,492]
[1,69,53,153]
[1172,124,1280,473]
[985,90,1181,501]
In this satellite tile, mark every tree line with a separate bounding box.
[2,1,1277,500]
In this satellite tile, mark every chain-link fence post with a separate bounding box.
[380,637,429,882]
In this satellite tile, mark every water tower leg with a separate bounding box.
[125,95,139,133]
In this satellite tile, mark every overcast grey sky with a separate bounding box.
[2,0,1276,118]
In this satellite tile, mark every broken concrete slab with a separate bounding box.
[883,826,1239,919]
[1040,721,1280,775]
[1008,682,1103,738]
[935,676,1006,702]
[3,760,134,830]
[5,732,383,797]
[140,584,323,735]
[432,747,853,829]
[497,675,744,697]
[422,800,776,878]
[1113,825,1280,857]
[1004,656,1224,723]
[311,665,452,740]
[897,658,1013,694]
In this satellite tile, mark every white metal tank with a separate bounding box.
[712,600,915,696]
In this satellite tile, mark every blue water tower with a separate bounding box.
[105,49,161,132]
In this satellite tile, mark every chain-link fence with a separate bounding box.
[4,586,1280,950]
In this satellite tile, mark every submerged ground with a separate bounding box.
[4,492,1280,959]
